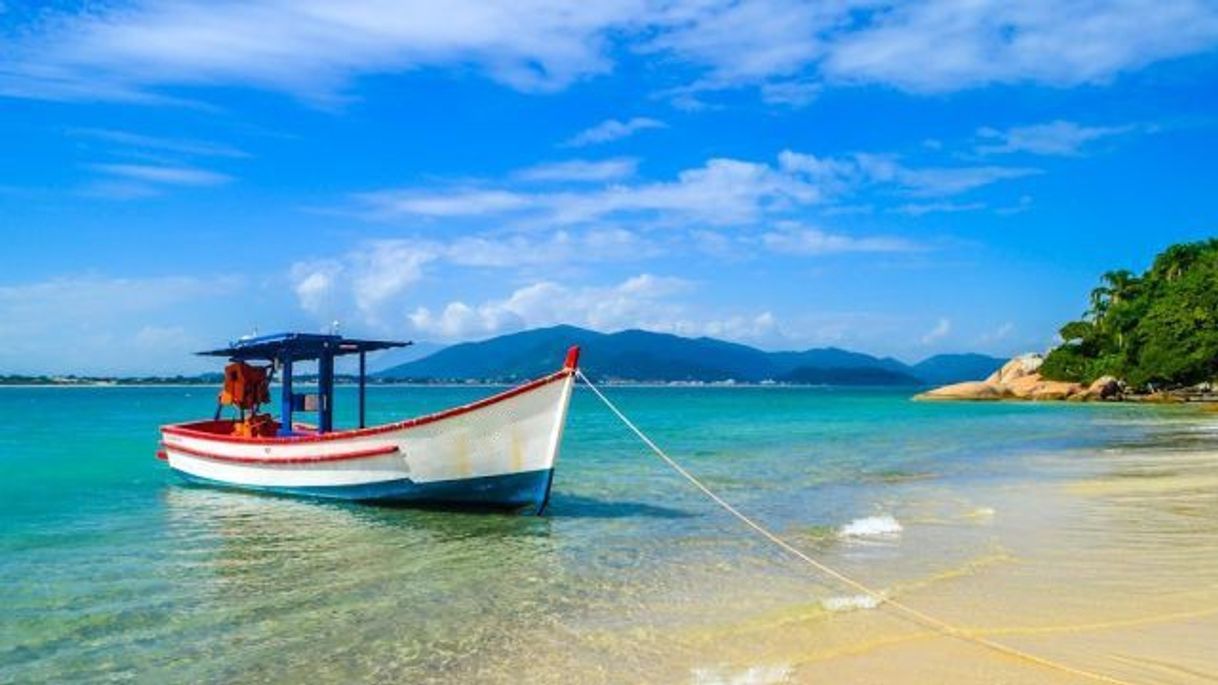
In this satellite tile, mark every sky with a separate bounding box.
[2,0,1218,375]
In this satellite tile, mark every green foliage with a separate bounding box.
[1042,238,1218,389]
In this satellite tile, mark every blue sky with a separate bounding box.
[2,1,1217,374]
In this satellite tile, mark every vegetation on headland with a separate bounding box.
[1042,239,1218,390]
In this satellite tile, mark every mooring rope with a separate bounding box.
[576,370,1134,685]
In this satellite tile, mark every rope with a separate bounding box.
[576,370,1134,685]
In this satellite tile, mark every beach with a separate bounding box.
[3,386,1217,683]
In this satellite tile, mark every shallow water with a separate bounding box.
[2,386,1216,683]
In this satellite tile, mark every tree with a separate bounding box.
[1042,239,1218,389]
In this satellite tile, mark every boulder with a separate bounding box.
[1004,374,1043,399]
[996,354,1044,385]
[1088,375,1121,400]
[1028,380,1083,401]
[915,381,1005,401]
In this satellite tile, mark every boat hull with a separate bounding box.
[173,468,555,509]
[160,368,575,513]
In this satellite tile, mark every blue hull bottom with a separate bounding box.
[173,468,556,513]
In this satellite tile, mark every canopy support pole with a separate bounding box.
[319,349,334,434]
[278,358,294,436]
[358,351,367,429]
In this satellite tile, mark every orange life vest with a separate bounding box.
[220,362,271,410]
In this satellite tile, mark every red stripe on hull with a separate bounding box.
[161,367,573,446]
[164,442,400,465]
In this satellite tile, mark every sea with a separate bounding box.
[3,385,1217,683]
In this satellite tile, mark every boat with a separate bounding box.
[157,332,579,513]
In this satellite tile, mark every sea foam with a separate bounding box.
[691,664,792,685]
[838,514,903,539]
[821,594,882,613]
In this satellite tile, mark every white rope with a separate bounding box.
[576,370,1133,685]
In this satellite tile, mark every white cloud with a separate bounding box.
[69,128,249,158]
[134,324,195,350]
[286,229,662,327]
[358,189,531,218]
[409,274,694,339]
[643,0,837,88]
[759,80,822,107]
[346,241,438,319]
[779,150,1039,198]
[921,317,952,345]
[0,1,646,103]
[359,155,824,226]
[0,275,242,374]
[285,241,439,327]
[762,225,921,255]
[355,150,1032,229]
[446,228,656,267]
[697,311,779,342]
[821,0,1218,93]
[408,272,785,346]
[3,1,1216,104]
[849,153,1040,197]
[513,158,637,182]
[563,117,666,147]
[978,321,1015,344]
[975,120,1138,156]
[894,201,986,216]
[89,163,232,187]
[289,259,344,316]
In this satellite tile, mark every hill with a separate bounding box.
[377,325,1003,385]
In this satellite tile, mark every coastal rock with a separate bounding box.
[1088,375,1122,400]
[1029,380,1083,401]
[996,354,1044,385]
[916,380,1006,401]
[916,353,1098,402]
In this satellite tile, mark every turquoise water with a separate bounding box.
[3,386,1216,683]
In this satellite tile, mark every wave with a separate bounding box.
[838,514,903,539]
[691,664,792,685]
[821,594,882,613]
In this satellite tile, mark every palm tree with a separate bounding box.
[1152,244,1202,282]
[1102,269,1139,303]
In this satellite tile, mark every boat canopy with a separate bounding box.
[199,332,410,436]
[198,332,407,362]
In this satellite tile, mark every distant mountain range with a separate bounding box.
[376,325,1004,386]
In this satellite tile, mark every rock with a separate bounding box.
[1139,391,1184,404]
[1028,380,1082,401]
[996,354,1044,385]
[915,381,1005,401]
[916,352,1112,403]
[1004,374,1042,399]
[1087,375,1121,400]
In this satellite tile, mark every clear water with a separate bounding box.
[3,386,1217,683]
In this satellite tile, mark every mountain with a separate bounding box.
[912,353,1006,386]
[377,325,1006,385]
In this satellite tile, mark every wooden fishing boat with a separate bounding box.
[157,333,579,513]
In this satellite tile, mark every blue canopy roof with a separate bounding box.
[197,332,409,362]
